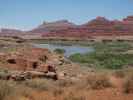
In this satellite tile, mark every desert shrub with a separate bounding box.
[93,42,132,53]
[24,79,50,91]
[63,92,86,100]
[5,86,31,100]
[113,70,125,78]
[69,52,133,69]
[52,87,64,97]
[15,85,32,98]
[56,79,75,87]
[5,85,35,100]
[0,69,10,80]
[85,74,112,89]
[74,80,88,91]
[54,48,66,54]
[123,75,133,93]
[0,80,15,100]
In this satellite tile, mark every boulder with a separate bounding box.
[45,72,58,80]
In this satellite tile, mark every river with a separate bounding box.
[33,43,94,57]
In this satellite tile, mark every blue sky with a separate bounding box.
[0,0,133,30]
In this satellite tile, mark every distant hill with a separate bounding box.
[0,28,23,36]
[30,16,133,38]
[29,20,76,34]
[1,16,133,38]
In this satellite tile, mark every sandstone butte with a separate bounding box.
[31,16,133,38]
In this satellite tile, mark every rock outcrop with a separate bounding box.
[0,48,61,80]
[29,20,76,34]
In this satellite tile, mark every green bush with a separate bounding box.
[93,42,133,53]
[69,52,133,69]
[69,42,133,69]
[54,48,66,54]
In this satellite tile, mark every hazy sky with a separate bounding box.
[0,0,133,30]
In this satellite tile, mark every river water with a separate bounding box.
[33,43,94,57]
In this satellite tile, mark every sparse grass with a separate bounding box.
[56,79,75,87]
[52,87,64,97]
[85,74,112,89]
[63,92,86,100]
[0,80,33,100]
[113,68,133,78]
[23,79,51,91]
[0,80,15,100]
[113,70,126,78]
[5,47,18,53]
[15,86,32,98]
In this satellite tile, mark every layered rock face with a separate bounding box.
[31,16,133,38]
[123,16,133,23]
[0,48,57,72]
[29,20,76,35]
[0,45,88,81]
[0,16,133,38]
[0,48,63,80]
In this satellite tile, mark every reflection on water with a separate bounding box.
[34,44,94,57]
